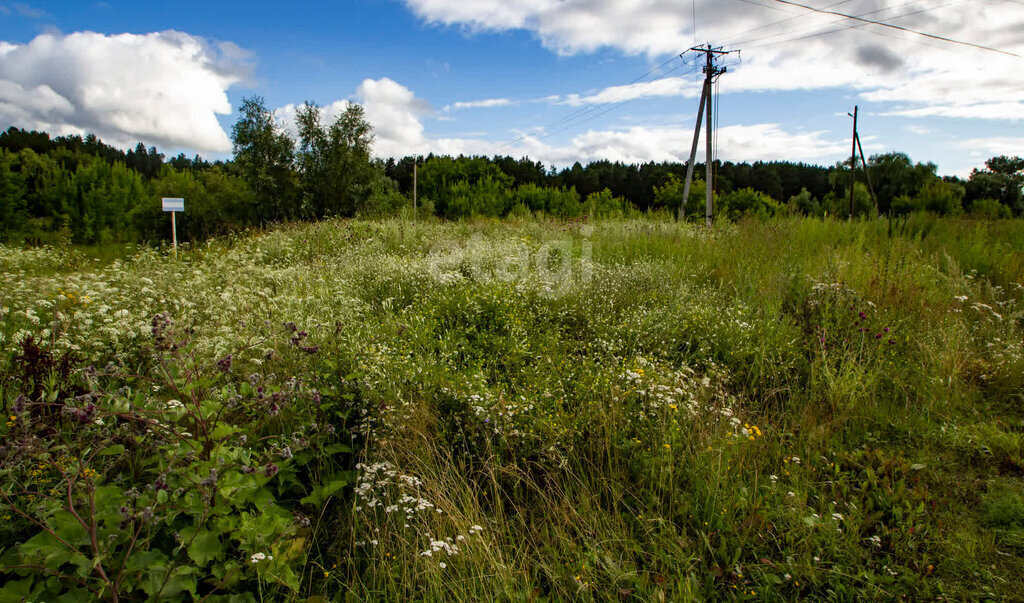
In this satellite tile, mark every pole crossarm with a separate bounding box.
[678,44,737,226]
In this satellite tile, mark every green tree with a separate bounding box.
[231,96,297,222]
[866,152,936,213]
[294,101,378,218]
[0,150,27,238]
[966,156,1023,215]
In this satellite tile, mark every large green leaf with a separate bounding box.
[187,528,224,566]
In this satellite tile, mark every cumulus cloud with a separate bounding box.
[0,30,251,152]
[273,99,352,138]
[402,0,1024,120]
[509,123,852,166]
[279,77,852,167]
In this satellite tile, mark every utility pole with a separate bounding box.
[413,160,417,224]
[680,44,736,226]
[849,105,858,220]
[855,131,878,213]
[847,106,879,217]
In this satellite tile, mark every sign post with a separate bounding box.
[161,198,185,257]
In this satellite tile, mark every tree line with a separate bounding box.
[1,97,1021,244]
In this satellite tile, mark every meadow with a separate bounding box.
[1,215,1023,601]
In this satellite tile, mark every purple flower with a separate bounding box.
[218,355,232,373]
[875,333,883,339]
[265,463,279,478]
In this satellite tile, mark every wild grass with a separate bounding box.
[1,215,1022,601]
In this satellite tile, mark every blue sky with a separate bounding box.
[1,0,1022,175]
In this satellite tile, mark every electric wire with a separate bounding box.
[496,55,700,149]
[728,0,945,47]
[523,62,704,145]
[762,0,1020,57]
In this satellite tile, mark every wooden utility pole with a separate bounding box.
[855,132,878,212]
[849,105,858,219]
[847,106,880,216]
[680,81,708,222]
[679,44,735,226]
[413,160,417,223]
[705,50,714,228]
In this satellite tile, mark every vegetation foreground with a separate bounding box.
[1,216,1023,601]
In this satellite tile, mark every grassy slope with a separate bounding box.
[2,215,1023,601]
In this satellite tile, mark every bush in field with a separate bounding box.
[786,187,822,217]
[585,188,635,218]
[719,187,780,220]
[916,179,965,215]
[824,181,874,217]
[968,197,1012,219]
[652,174,712,221]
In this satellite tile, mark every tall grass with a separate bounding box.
[2,216,1022,600]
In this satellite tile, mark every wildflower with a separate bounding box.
[787,491,796,497]
[439,562,447,569]
[217,355,232,373]
[250,552,273,564]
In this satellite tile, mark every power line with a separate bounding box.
[496,55,700,150]
[743,1,974,57]
[763,0,1021,57]
[723,0,859,46]
[740,0,956,51]
[523,62,703,144]
[729,0,943,47]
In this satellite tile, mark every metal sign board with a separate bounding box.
[162,198,185,212]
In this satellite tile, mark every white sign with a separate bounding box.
[162,197,185,212]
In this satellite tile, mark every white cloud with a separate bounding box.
[273,99,352,138]
[402,0,1024,120]
[960,137,1024,158]
[509,123,851,166]
[559,76,696,106]
[12,3,45,18]
[445,98,514,110]
[356,77,435,157]
[281,76,852,166]
[0,31,251,152]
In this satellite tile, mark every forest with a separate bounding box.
[0,96,1021,245]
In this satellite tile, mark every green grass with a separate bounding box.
[1,216,1023,601]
